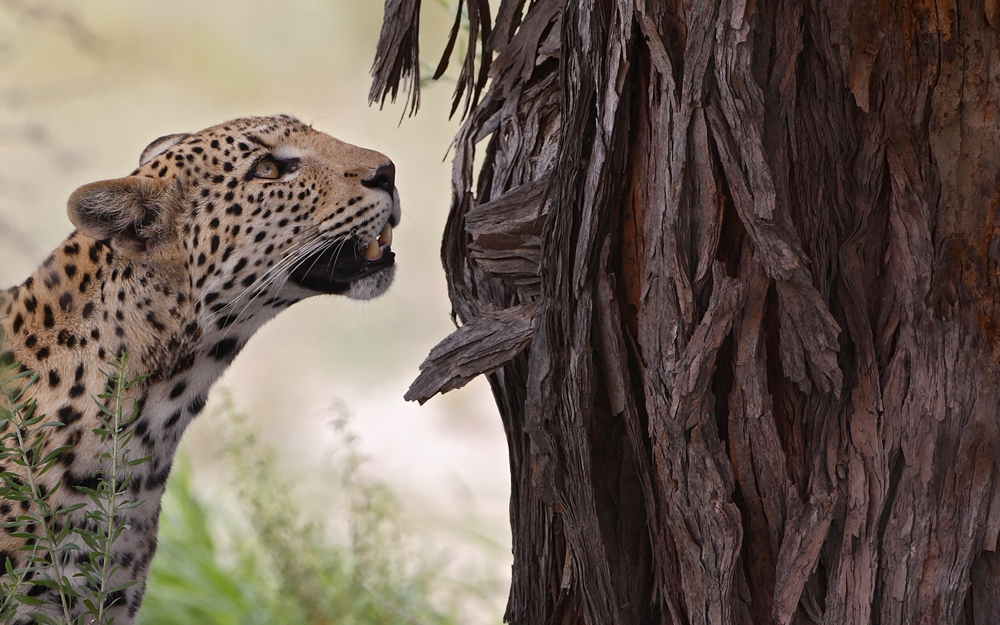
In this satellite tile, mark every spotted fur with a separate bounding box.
[0,115,399,623]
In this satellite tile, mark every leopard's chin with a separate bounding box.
[343,264,397,300]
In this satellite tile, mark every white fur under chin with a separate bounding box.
[346,265,396,300]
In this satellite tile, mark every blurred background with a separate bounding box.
[0,1,510,623]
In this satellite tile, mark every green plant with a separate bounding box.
[0,353,148,625]
[138,400,494,625]
[72,354,149,620]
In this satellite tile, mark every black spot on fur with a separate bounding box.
[145,464,172,490]
[66,471,101,492]
[188,395,207,415]
[43,305,55,328]
[146,311,165,332]
[103,588,126,609]
[216,314,238,330]
[165,410,182,429]
[208,337,239,360]
[169,380,187,399]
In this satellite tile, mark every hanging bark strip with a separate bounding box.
[372,1,1000,623]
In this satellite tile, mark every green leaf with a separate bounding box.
[25,579,61,590]
[38,445,73,465]
[112,580,139,592]
[126,455,153,467]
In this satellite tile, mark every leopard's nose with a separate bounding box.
[362,162,396,193]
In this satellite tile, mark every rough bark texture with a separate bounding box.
[373,1,1000,623]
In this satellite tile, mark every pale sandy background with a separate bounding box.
[0,1,510,621]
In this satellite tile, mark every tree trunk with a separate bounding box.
[372,1,1000,623]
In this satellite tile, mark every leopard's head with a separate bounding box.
[67,115,400,322]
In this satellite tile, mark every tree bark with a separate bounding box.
[374,1,1000,623]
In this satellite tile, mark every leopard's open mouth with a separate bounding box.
[288,225,395,295]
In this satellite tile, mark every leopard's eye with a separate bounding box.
[253,158,280,179]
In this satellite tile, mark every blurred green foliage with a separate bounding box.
[138,404,483,625]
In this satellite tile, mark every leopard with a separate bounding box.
[0,114,400,624]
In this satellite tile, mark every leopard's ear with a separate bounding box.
[139,133,190,167]
[67,176,175,253]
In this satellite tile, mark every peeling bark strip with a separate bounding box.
[369,0,422,115]
[374,1,1000,624]
[406,304,536,403]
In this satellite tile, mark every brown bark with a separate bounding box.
[373,1,1000,623]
